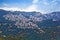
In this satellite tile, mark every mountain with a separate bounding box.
[0,9,60,28]
[44,12,60,20]
[0,9,60,40]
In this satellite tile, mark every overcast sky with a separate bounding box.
[0,0,60,14]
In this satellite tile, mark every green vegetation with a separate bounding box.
[0,26,59,40]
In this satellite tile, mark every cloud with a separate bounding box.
[25,0,39,11]
[0,0,39,12]
[0,7,22,11]
[0,6,37,12]
[25,4,37,11]
[42,0,57,5]
[2,3,9,7]
[0,0,59,14]
[43,2,49,5]
[51,0,57,3]
[32,0,39,4]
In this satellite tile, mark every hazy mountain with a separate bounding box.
[0,9,60,34]
[0,9,60,40]
[44,12,60,20]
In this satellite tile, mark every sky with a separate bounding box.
[0,0,60,14]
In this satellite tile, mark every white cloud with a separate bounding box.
[0,0,39,12]
[0,6,37,12]
[0,5,43,14]
[0,0,47,14]
[0,7,22,11]
[24,4,38,12]
[0,7,48,14]
[51,0,57,3]
[2,3,9,7]
[32,0,39,4]
[25,5,37,11]
[42,0,57,5]
[25,0,39,12]
[43,2,49,5]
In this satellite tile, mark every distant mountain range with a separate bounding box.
[0,9,60,27]
[0,9,60,40]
